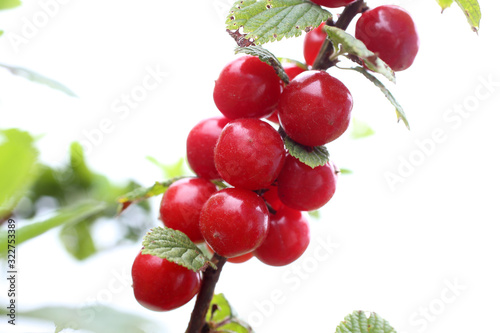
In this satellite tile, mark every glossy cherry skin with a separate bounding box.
[278,70,353,147]
[355,5,419,71]
[199,188,269,258]
[261,185,284,212]
[277,155,337,211]
[254,206,310,266]
[213,55,282,119]
[207,245,254,264]
[131,252,201,311]
[214,119,285,190]
[159,178,217,243]
[267,63,307,124]
[186,116,231,180]
[310,0,356,8]
[303,22,327,67]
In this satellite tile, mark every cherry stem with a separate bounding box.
[312,0,367,71]
[185,253,227,333]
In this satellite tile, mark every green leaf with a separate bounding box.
[278,57,308,70]
[350,118,375,139]
[340,168,353,175]
[324,26,395,83]
[146,156,188,179]
[0,63,77,97]
[0,0,21,10]
[142,226,216,271]
[454,0,481,33]
[0,201,107,255]
[283,135,329,168]
[59,219,97,260]
[0,129,39,219]
[207,294,254,333]
[436,0,453,11]
[0,305,161,333]
[70,142,93,189]
[308,210,321,219]
[226,0,332,45]
[117,177,185,214]
[335,311,397,333]
[348,67,409,130]
[235,45,289,83]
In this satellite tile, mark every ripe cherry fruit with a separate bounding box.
[186,116,231,180]
[267,62,307,124]
[199,188,269,258]
[310,0,356,8]
[132,252,201,311]
[159,178,217,243]
[355,5,419,71]
[254,206,310,266]
[213,55,282,119]
[278,70,353,147]
[214,118,285,190]
[207,245,254,264]
[303,22,327,67]
[277,154,338,211]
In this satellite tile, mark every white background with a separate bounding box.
[1,0,499,332]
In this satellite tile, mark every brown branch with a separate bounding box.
[185,253,227,333]
[312,0,367,70]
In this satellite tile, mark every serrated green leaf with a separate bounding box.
[348,67,409,130]
[0,63,77,97]
[117,177,185,214]
[142,226,216,272]
[70,142,93,189]
[226,0,331,45]
[324,26,395,83]
[454,0,481,32]
[0,0,21,10]
[335,311,397,333]
[0,129,39,219]
[235,45,289,83]
[283,135,329,168]
[350,118,375,139]
[436,0,453,11]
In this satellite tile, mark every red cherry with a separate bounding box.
[266,63,307,124]
[303,22,327,67]
[261,184,284,212]
[277,155,337,211]
[254,206,310,266]
[159,178,217,243]
[213,55,282,119]
[278,70,353,147]
[200,188,269,258]
[132,252,201,311]
[214,118,285,190]
[355,5,419,71]
[310,0,356,8]
[206,245,254,264]
[186,116,231,180]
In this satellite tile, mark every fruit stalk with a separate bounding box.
[185,253,227,333]
[312,0,367,70]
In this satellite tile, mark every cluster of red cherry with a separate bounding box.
[131,1,419,313]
